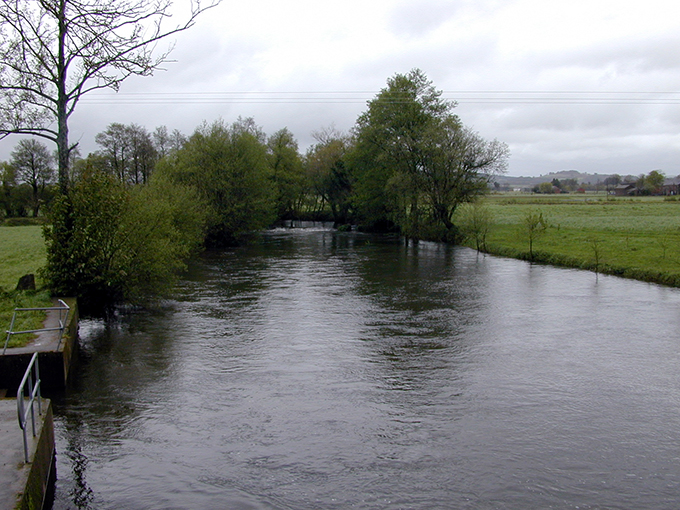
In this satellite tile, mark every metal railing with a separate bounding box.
[17,352,42,463]
[3,299,70,355]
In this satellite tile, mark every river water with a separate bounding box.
[50,225,680,509]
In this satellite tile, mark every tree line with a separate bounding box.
[2,70,509,309]
[530,171,669,195]
[0,4,507,309]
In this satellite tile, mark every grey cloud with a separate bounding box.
[526,32,680,76]
[389,0,462,37]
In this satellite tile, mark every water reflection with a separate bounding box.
[52,227,680,509]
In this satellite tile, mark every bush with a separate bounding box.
[1,217,45,226]
[42,169,206,312]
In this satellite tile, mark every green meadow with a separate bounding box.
[0,225,51,348]
[468,194,680,287]
[0,225,47,290]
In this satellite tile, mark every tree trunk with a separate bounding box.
[57,0,70,195]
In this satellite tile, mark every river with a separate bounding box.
[50,224,680,509]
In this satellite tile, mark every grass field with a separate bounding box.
[0,225,47,291]
[462,194,680,287]
[0,225,50,348]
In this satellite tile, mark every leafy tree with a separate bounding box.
[644,170,665,194]
[537,182,554,194]
[169,129,188,153]
[42,168,206,311]
[350,69,451,233]
[126,124,156,184]
[305,127,353,224]
[156,120,276,246]
[153,127,188,160]
[94,123,130,182]
[10,139,55,217]
[417,122,508,235]
[10,184,33,218]
[268,128,305,220]
[0,161,17,218]
[350,69,508,239]
[604,174,621,187]
[0,0,219,194]
[153,126,172,159]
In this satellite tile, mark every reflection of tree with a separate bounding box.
[59,411,95,509]
[348,236,488,396]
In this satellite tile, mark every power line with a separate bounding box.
[79,90,680,105]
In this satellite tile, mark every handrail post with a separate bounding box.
[56,299,70,350]
[3,311,17,355]
[17,352,42,463]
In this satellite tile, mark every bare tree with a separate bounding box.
[10,139,55,217]
[153,126,171,159]
[0,0,219,194]
[95,122,156,184]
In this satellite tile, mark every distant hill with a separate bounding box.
[497,170,620,190]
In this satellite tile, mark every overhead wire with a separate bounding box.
[78,90,680,105]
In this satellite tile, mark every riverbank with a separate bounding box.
[463,194,680,287]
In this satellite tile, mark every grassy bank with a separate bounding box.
[0,225,51,348]
[463,194,680,287]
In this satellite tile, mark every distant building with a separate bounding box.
[662,177,680,196]
[613,183,636,196]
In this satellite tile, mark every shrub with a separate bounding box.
[42,169,206,312]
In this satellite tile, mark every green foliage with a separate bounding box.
[305,128,353,224]
[157,119,276,246]
[458,202,494,251]
[42,169,206,311]
[94,123,157,184]
[268,128,305,219]
[349,69,508,238]
[644,170,665,194]
[536,182,555,194]
[523,210,548,260]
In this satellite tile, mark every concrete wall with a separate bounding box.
[15,400,55,510]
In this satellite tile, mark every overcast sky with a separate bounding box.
[3,0,680,177]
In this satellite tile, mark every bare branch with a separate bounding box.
[0,0,220,192]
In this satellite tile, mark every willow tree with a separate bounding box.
[0,0,219,195]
